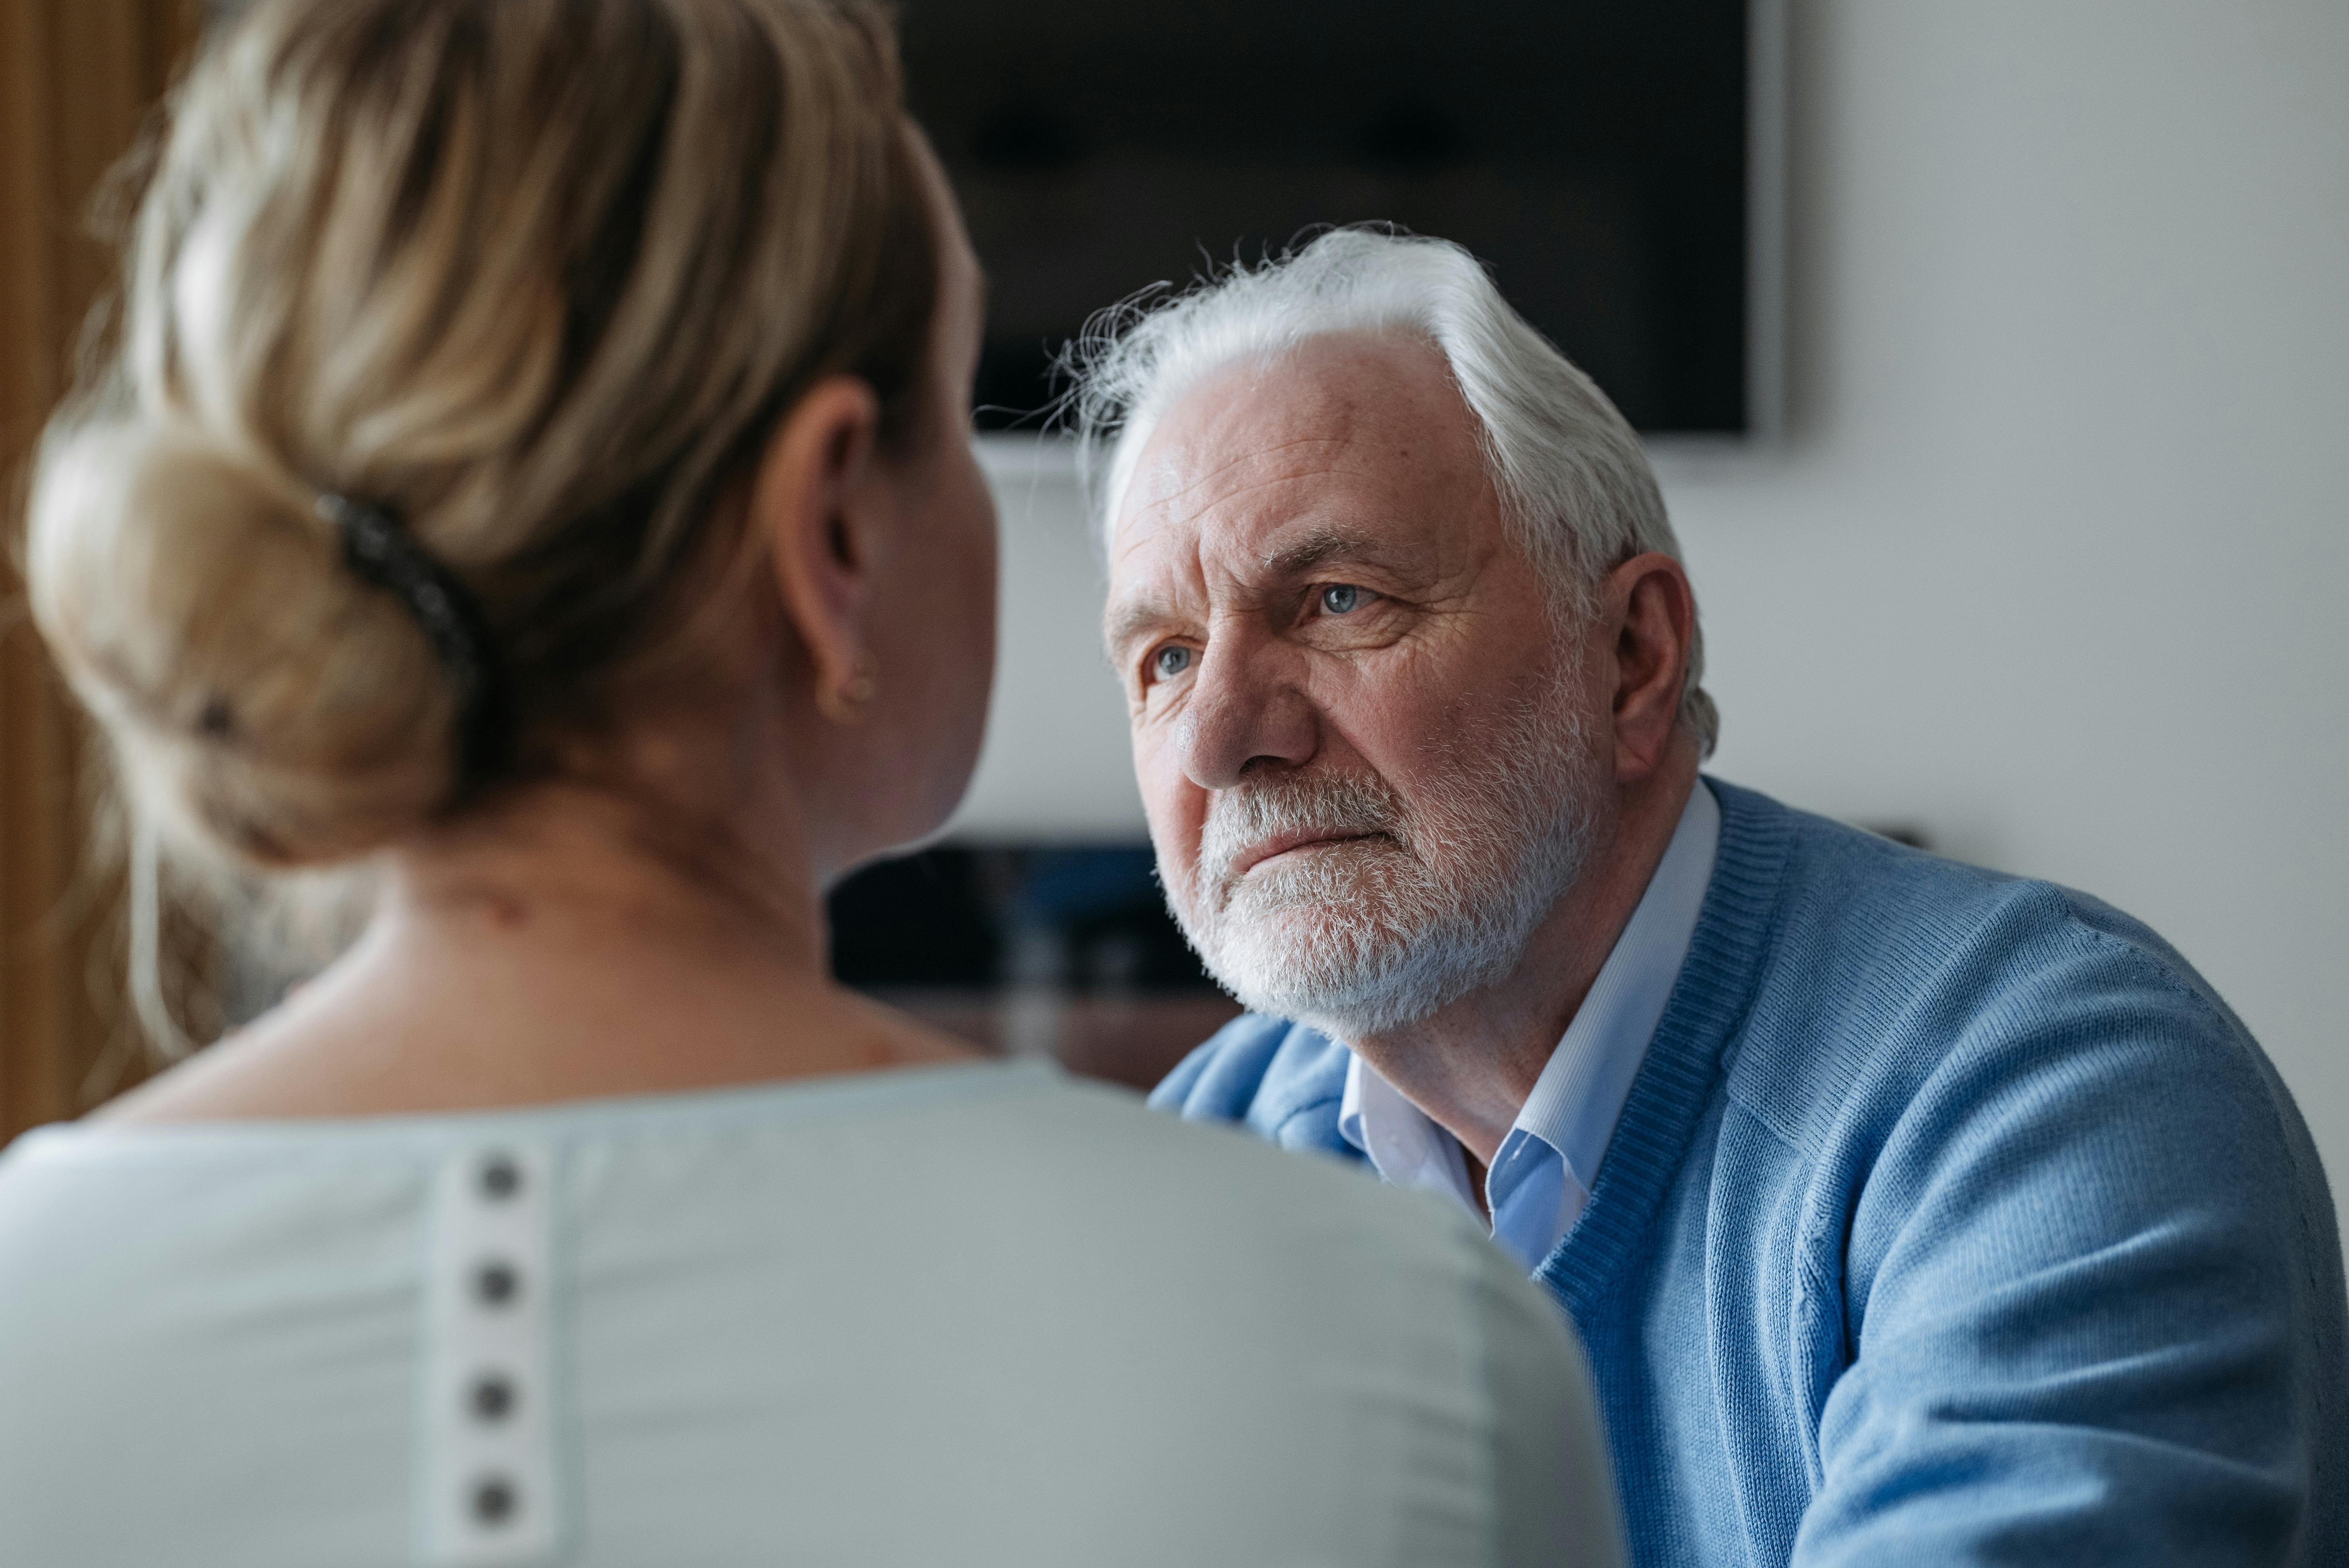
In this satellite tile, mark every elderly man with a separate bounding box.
[1078,228,2346,1565]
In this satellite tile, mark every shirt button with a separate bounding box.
[477,1155,522,1201]
[469,1373,517,1422]
[470,1475,519,1526]
[474,1261,521,1307]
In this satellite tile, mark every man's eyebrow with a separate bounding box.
[1256,525,1395,580]
[1103,595,1179,658]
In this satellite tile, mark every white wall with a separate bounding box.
[948,0,2349,1212]
[949,441,1144,840]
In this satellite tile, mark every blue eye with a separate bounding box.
[1321,584,1364,614]
[1152,645,1194,681]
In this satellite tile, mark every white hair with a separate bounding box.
[1068,226,1719,756]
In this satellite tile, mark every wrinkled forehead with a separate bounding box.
[1105,332,1483,568]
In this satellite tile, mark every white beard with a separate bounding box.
[1162,667,1605,1041]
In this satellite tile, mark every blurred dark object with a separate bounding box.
[829,845,1240,1091]
[902,0,1759,435]
[1861,823,1933,851]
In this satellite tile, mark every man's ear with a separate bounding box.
[747,376,886,715]
[1602,551,1698,783]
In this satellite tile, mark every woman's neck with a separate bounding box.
[98,780,976,1124]
[388,778,830,972]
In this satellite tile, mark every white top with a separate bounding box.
[1341,781,1722,1272]
[0,1059,1623,1568]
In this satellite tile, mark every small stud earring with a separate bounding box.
[819,660,878,725]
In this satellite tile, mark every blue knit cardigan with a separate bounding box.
[1154,781,2346,1565]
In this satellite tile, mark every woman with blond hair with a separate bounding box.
[0,1,1621,1563]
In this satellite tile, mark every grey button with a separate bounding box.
[477,1155,522,1201]
[473,1261,520,1307]
[469,1373,517,1422]
[470,1475,519,1526]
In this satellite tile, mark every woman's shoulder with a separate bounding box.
[0,1058,1610,1566]
[893,1065,1575,1326]
[988,1068,1492,1261]
[0,1058,1571,1386]
[0,1056,1521,1316]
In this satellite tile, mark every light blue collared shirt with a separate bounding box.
[1339,780,1721,1272]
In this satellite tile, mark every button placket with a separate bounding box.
[419,1143,560,1567]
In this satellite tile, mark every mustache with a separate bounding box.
[1197,771,1410,897]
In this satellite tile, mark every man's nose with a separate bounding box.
[1175,637,1318,790]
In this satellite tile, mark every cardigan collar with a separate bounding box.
[1536,777,1793,1316]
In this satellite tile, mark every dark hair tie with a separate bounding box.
[317,494,511,797]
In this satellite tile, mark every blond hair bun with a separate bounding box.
[30,421,461,868]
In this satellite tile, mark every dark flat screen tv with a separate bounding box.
[901,0,1780,438]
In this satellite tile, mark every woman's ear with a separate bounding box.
[748,376,887,721]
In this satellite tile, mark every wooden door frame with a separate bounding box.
[2,0,200,1142]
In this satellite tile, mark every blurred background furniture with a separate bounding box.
[829,844,1237,1090]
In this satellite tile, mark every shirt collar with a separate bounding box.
[1339,780,1722,1261]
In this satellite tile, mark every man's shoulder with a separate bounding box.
[1701,784,2347,1568]
[1149,1013,1363,1161]
[1714,781,2286,1159]
[1735,778,2196,968]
